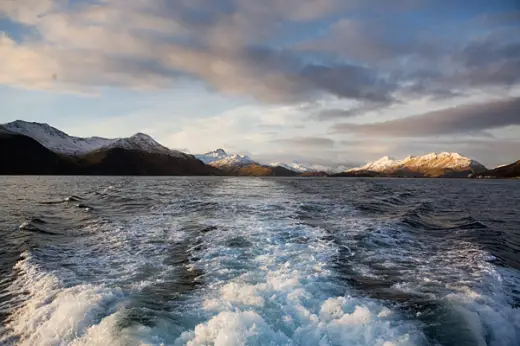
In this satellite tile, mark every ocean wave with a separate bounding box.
[1,178,519,345]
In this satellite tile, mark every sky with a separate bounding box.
[1,0,519,168]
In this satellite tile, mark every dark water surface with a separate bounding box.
[0,176,519,345]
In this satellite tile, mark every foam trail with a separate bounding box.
[172,193,425,345]
[2,178,519,346]
[1,202,190,346]
[1,252,126,346]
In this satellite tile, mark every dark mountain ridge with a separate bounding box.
[472,160,520,179]
[0,130,77,175]
[1,121,517,178]
[0,125,220,176]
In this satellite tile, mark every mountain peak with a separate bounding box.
[210,154,255,168]
[195,148,230,164]
[126,132,165,146]
[9,120,51,128]
[3,120,182,157]
[110,132,184,156]
[351,155,400,172]
[268,162,313,173]
[347,151,487,176]
[130,132,154,139]
[374,156,397,163]
[6,120,70,139]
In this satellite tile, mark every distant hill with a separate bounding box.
[230,163,298,177]
[300,171,329,177]
[0,122,219,176]
[195,148,229,164]
[331,171,380,178]
[4,120,186,157]
[267,162,313,173]
[0,130,77,175]
[343,152,487,178]
[76,147,220,176]
[209,153,257,169]
[472,160,520,179]
[2,120,514,178]
[196,148,299,176]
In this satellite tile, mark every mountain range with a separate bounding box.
[1,120,518,178]
[4,120,182,157]
[341,152,488,178]
[472,160,520,179]
[195,149,298,176]
[1,120,217,176]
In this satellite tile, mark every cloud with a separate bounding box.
[315,100,393,121]
[272,136,335,147]
[297,18,425,64]
[0,0,399,103]
[331,97,520,137]
[8,0,517,105]
[298,12,520,101]
[1,0,520,170]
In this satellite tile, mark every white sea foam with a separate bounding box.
[171,195,425,346]
[1,198,192,346]
[2,179,520,346]
[1,252,126,346]
[18,221,31,230]
[353,216,520,346]
[442,267,520,346]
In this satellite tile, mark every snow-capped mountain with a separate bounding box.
[195,149,257,168]
[4,120,114,155]
[346,152,487,177]
[102,133,179,156]
[210,154,256,168]
[348,156,400,172]
[3,121,499,178]
[198,148,349,174]
[474,160,520,179]
[195,149,306,176]
[399,152,486,171]
[195,149,229,164]
[3,120,185,157]
[306,164,351,174]
[268,162,313,173]
[1,121,217,175]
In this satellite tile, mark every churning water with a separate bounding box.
[0,176,519,345]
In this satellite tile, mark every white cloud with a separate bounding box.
[1,0,519,167]
[0,0,395,102]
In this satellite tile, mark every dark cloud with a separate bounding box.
[300,64,394,102]
[331,97,520,137]
[272,136,335,147]
[400,27,520,96]
[2,0,519,106]
[472,11,520,26]
[315,100,393,121]
[298,9,520,103]
[297,18,429,64]
[317,108,362,120]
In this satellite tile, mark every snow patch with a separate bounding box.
[196,149,256,167]
[195,149,229,164]
[3,120,186,157]
[347,152,486,173]
[268,162,314,173]
[210,154,256,168]
[348,156,400,172]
